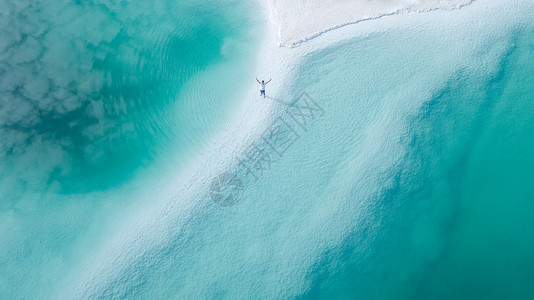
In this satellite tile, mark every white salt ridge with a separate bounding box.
[268,0,474,47]
[58,0,534,298]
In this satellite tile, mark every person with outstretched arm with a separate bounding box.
[256,77,271,98]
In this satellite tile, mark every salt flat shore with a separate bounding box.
[268,0,474,46]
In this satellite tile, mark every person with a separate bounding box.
[256,77,271,98]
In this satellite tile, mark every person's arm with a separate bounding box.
[266,79,272,84]
[256,77,260,84]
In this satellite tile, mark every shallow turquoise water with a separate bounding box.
[299,23,534,300]
[0,0,259,298]
[412,28,534,299]
[0,0,257,197]
[2,0,534,299]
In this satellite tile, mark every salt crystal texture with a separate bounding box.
[268,0,474,47]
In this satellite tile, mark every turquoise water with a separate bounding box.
[0,0,257,197]
[412,28,534,299]
[0,0,259,298]
[297,23,534,299]
[2,0,534,299]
